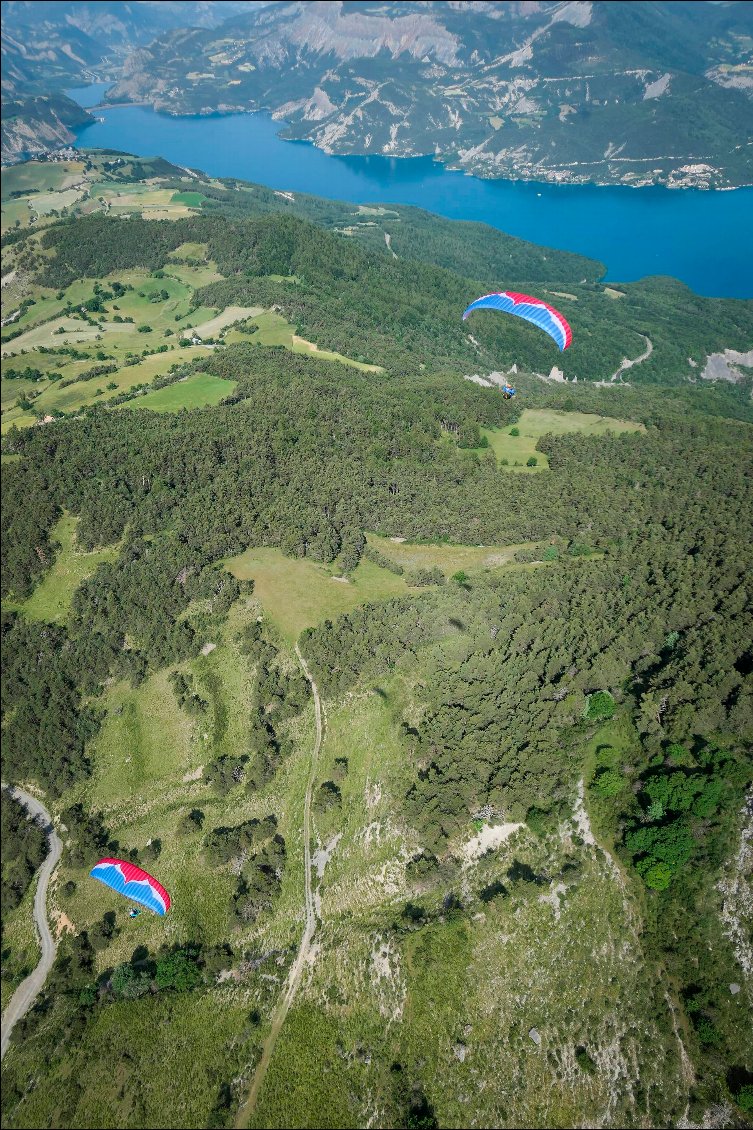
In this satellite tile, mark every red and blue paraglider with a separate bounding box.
[90,858,171,916]
[462,291,573,357]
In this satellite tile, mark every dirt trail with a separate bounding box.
[235,646,323,1127]
[611,334,653,381]
[1,784,62,1060]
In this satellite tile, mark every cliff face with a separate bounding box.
[1,95,93,164]
[102,0,753,188]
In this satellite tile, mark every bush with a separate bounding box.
[575,1046,597,1076]
[592,768,625,798]
[586,691,615,721]
[110,963,151,999]
[155,947,203,992]
[313,781,342,814]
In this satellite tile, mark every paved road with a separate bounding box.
[234,646,323,1127]
[0,785,62,1060]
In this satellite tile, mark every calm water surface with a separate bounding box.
[72,95,753,298]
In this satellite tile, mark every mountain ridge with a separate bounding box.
[102,0,753,188]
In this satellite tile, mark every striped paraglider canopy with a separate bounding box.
[90,858,171,915]
[462,290,573,351]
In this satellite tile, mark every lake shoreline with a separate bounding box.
[57,89,753,299]
[91,97,753,194]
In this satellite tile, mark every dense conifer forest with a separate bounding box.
[1,173,751,1130]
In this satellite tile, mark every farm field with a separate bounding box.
[1,199,32,233]
[123,371,236,412]
[481,408,646,471]
[1,162,84,199]
[190,305,264,339]
[1,348,210,431]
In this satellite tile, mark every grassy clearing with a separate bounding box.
[481,408,645,471]
[225,311,384,373]
[2,513,118,622]
[58,600,306,955]
[122,372,236,413]
[164,261,223,287]
[582,712,643,845]
[72,666,234,953]
[366,533,543,575]
[171,191,207,206]
[1,199,30,233]
[90,671,198,810]
[190,306,264,339]
[226,548,409,644]
[290,335,383,373]
[168,242,210,259]
[225,311,292,348]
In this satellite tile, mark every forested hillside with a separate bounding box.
[6,205,753,387]
[1,174,751,1129]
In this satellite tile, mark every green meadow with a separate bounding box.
[226,547,409,643]
[225,311,384,372]
[1,162,83,199]
[2,513,118,623]
[366,533,544,575]
[481,408,646,471]
[122,372,236,412]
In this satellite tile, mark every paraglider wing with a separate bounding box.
[462,291,573,351]
[90,858,171,915]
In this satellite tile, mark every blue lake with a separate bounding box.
[72,97,753,298]
[67,82,114,109]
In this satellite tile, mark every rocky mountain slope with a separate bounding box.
[1,95,93,164]
[1,1,271,97]
[0,1,270,163]
[102,0,753,187]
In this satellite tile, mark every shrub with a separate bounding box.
[586,691,615,721]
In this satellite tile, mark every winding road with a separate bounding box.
[0,785,62,1061]
[234,645,323,1128]
[611,333,653,382]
